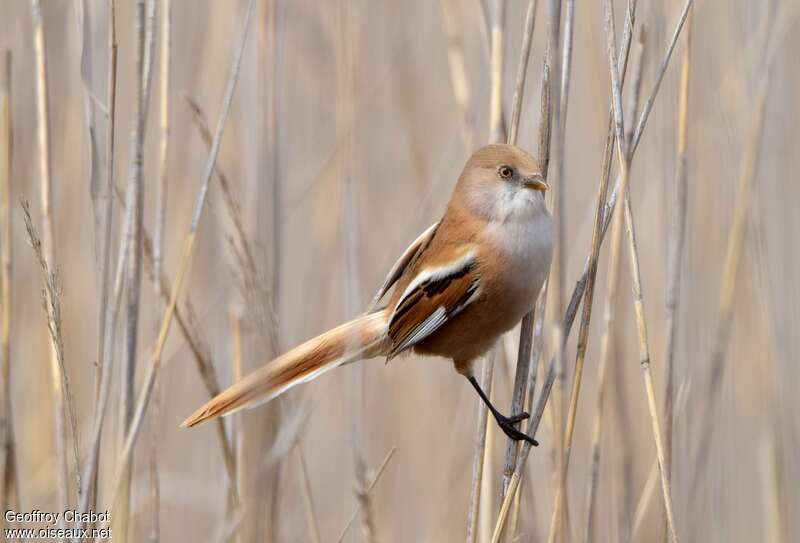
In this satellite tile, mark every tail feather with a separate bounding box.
[182,310,389,428]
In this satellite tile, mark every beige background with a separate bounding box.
[0,0,797,541]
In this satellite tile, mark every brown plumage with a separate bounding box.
[182,144,552,444]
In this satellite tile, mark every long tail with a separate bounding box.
[182,310,389,427]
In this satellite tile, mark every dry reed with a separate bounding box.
[582,29,645,543]
[465,1,507,538]
[501,0,540,503]
[689,3,782,494]
[0,50,18,526]
[0,2,796,541]
[30,0,72,518]
[107,0,256,516]
[115,1,157,538]
[490,1,694,538]
[82,0,117,525]
[662,10,692,543]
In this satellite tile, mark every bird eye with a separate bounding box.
[499,166,513,179]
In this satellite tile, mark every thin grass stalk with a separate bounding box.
[581,31,645,543]
[466,1,506,536]
[553,2,641,536]
[184,97,277,403]
[558,0,575,125]
[509,479,522,538]
[541,3,565,540]
[335,4,373,538]
[610,330,635,540]
[336,447,396,543]
[76,7,146,530]
[544,0,579,540]
[629,456,659,540]
[507,0,538,146]
[230,311,245,543]
[689,9,781,493]
[501,0,539,501]
[183,97,261,296]
[625,381,689,540]
[487,0,506,144]
[81,73,225,524]
[511,282,548,540]
[111,175,239,507]
[108,0,255,514]
[490,361,552,543]
[749,171,794,543]
[148,1,170,540]
[251,25,284,527]
[502,310,533,499]
[116,1,157,538]
[560,0,634,474]
[479,402,497,543]
[22,200,83,500]
[30,1,82,517]
[603,0,678,539]
[265,0,285,363]
[154,102,242,501]
[78,249,125,542]
[662,12,691,543]
[581,45,644,542]
[580,211,622,543]
[466,355,495,543]
[761,420,786,542]
[629,0,693,157]
[555,0,686,456]
[153,0,169,297]
[74,0,101,404]
[602,0,692,225]
[85,0,117,518]
[0,50,18,522]
[511,63,554,538]
[523,282,548,439]
[295,443,321,543]
[75,0,98,213]
[78,173,129,542]
[491,1,693,537]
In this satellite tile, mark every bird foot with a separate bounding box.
[494,411,538,446]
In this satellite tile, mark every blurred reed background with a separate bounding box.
[0,0,797,541]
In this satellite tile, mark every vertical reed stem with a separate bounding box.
[0,50,18,525]
[604,1,678,539]
[30,0,76,518]
[116,0,156,538]
[148,0,170,539]
[662,11,691,543]
[109,0,255,514]
[501,0,539,502]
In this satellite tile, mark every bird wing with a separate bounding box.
[368,221,440,310]
[386,244,481,358]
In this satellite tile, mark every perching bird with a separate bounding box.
[182,144,553,444]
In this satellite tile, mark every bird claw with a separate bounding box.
[505,411,530,424]
[495,412,538,446]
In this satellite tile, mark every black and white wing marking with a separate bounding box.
[386,246,481,358]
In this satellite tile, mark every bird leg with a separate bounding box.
[468,376,538,446]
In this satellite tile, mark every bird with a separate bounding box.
[182,143,553,445]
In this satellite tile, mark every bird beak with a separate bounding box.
[522,175,549,192]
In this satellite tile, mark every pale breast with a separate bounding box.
[482,200,553,322]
